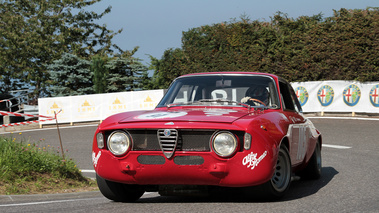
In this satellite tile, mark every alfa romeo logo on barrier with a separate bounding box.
[369,84,379,107]
[343,84,361,107]
[295,86,309,106]
[317,85,334,107]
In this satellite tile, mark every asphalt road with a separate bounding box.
[0,117,378,213]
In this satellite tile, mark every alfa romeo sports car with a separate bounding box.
[92,72,322,202]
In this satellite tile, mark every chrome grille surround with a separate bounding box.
[157,129,178,159]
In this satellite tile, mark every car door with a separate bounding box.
[279,80,309,166]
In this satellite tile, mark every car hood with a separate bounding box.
[118,108,252,124]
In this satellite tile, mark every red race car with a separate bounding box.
[92,72,322,202]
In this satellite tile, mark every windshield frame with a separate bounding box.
[156,73,280,109]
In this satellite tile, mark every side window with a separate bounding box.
[279,81,295,111]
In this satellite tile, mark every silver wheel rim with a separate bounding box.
[271,148,291,192]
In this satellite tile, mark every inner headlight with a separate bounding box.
[107,131,131,156]
[212,131,237,157]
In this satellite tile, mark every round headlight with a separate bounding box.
[107,131,131,156]
[212,131,237,157]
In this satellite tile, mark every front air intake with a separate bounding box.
[157,129,178,159]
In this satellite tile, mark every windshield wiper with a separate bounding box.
[166,102,192,108]
[167,99,250,109]
[198,99,251,108]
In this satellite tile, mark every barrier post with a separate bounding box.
[54,110,65,160]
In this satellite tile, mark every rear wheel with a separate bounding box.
[298,141,322,180]
[96,174,145,202]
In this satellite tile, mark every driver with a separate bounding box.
[241,85,269,106]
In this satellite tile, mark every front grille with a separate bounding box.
[131,129,214,152]
[157,129,178,158]
[127,129,244,159]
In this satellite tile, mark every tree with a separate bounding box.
[0,0,122,99]
[48,53,92,96]
[92,55,108,94]
[105,56,149,92]
[149,8,378,86]
[148,48,186,89]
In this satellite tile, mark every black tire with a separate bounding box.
[298,141,322,180]
[251,144,292,200]
[96,174,145,202]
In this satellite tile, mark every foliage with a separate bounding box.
[0,135,94,194]
[48,52,149,96]
[148,49,186,89]
[48,53,93,96]
[92,55,109,94]
[150,8,379,86]
[105,56,149,92]
[0,0,122,99]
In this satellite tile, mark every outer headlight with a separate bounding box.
[212,131,237,157]
[107,131,131,156]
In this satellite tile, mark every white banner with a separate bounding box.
[38,90,165,124]
[291,81,379,113]
[38,81,379,125]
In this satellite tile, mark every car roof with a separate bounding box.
[178,72,280,80]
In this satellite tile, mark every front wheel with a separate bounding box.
[251,144,292,200]
[96,174,145,202]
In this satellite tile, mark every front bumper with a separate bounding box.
[93,148,275,187]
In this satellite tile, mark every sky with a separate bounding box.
[89,0,377,66]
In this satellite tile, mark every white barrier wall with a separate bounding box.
[38,81,379,125]
[38,90,165,124]
[291,81,379,114]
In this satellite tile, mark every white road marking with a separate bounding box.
[0,197,103,207]
[0,192,154,207]
[81,169,96,173]
[0,124,99,135]
[308,116,379,121]
[322,144,352,149]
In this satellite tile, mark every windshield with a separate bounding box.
[157,74,280,109]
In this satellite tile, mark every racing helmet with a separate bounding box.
[245,85,269,105]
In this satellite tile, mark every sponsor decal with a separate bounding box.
[139,95,157,109]
[369,84,379,107]
[92,151,101,167]
[317,85,334,107]
[78,99,95,113]
[295,86,309,106]
[136,111,187,119]
[242,151,267,170]
[45,101,64,116]
[343,84,361,107]
[109,97,127,111]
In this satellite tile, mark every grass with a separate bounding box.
[0,135,97,195]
